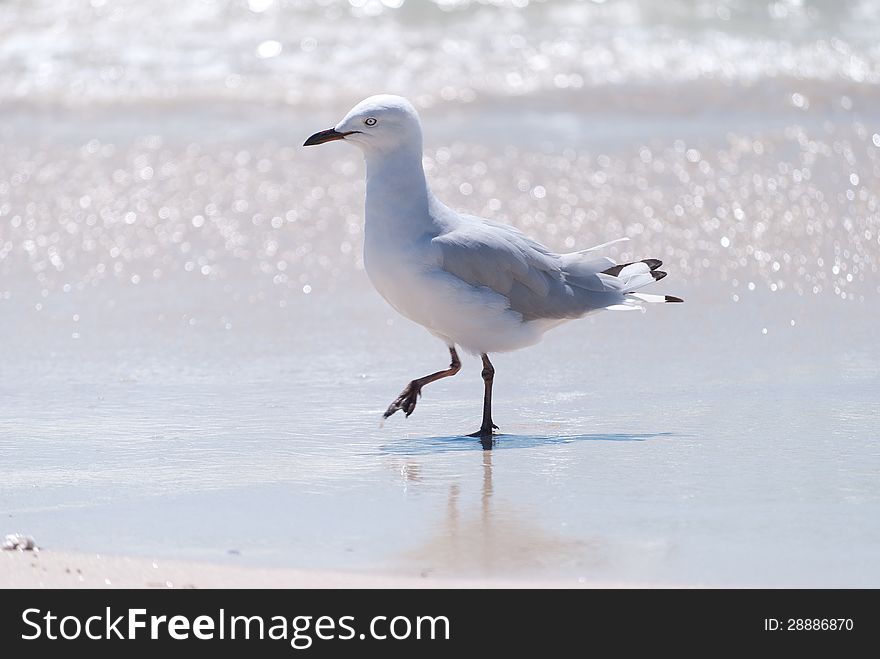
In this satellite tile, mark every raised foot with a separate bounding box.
[467,423,499,439]
[383,381,422,419]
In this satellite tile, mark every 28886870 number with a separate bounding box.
[786,619,853,631]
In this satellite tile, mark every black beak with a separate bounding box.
[303,128,349,147]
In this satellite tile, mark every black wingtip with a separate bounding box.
[651,270,668,281]
[601,258,664,278]
[665,295,684,303]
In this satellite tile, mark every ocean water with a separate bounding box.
[1,0,879,586]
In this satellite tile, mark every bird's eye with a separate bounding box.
[364,117,377,126]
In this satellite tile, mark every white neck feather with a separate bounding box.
[363,144,433,240]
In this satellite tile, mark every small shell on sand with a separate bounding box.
[3,534,38,552]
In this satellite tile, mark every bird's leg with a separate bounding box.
[468,354,500,439]
[384,346,461,419]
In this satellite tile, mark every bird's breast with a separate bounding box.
[365,228,454,335]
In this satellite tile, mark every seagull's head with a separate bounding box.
[303,94,423,154]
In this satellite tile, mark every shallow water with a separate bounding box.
[2,276,878,586]
[2,1,880,586]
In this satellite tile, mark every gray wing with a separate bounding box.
[432,217,624,320]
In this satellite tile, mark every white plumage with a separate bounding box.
[304,94,680,434]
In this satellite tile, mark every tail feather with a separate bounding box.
[599,258,683,309]
[601,258,662,277]
[602,259,670,290]
[629,293,685,304]
[574,237,630,254]
[563,252,683,311]
[614,271,658,291]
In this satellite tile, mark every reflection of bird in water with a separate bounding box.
[402,448,600,578]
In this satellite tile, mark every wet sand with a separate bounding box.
[2,277,878,587]
[2,549,656,589]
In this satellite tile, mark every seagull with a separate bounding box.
[304,95,681,439]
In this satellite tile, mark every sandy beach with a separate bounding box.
[2,549,661,589]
